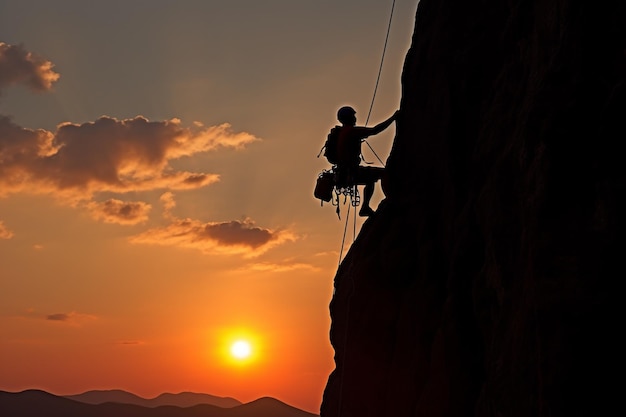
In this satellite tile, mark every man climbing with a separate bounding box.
[332,105,399,217]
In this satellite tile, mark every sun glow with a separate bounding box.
[213,328,262,367]
[230,340,252,359]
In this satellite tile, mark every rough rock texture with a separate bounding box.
[320,1,625,416]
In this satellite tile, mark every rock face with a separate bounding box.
[320,1,625,416]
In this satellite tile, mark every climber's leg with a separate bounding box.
[359,182,376,217]
[357,167,384,217]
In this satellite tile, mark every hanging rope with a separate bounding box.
[338,201,351,269]
[363,0,396,167]
[337,185,360,268]
[335,2,396,416]
[365,0,396,127]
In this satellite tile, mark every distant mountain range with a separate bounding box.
[0,389,319,417]
[64,389,242,408]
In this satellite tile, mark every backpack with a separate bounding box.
[314,169,335,204]
[318,126,341,165]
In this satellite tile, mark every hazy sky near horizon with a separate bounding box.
[0,0,417,413]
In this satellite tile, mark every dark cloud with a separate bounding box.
[87,199,151,225]
[201,220,273,248]
[45,311,97,325]
[46,313,69,321]
[130,216,297,257]
[0,42,60,92]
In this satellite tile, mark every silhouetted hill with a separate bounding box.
[320,0,624,416]
[65,389,241,408]
[0,390,318,417]
[235,397,318,417]
[64,389,147,406]
[152,392,241,408]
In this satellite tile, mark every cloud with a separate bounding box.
[87,199,152,225]
[160,191,176,219]
[0,42,60,92]
[45,311,98,326]
[0,220,14,239]
[8,309,96,326]
[240,261,319,273]
[46,313,71,321]
[315,250,339,257]
[130,217,297,257]
[0,115,259,201]
[0,43,284,251]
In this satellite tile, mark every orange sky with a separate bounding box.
[0,1,416,413]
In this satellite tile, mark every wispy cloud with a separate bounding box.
[130,216,297,258]
[0,42,60,92]
[160,191,176,219]
[45,311,98,326]
[315,250,339,258]
[0,220,14,239]
[240,261,319,273]
[8,309,97,326]
[46,313,71,321]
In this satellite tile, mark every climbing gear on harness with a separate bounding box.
[333,181,360,220]
[313,167,360,219]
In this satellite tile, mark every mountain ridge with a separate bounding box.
[0,389,319,417]
[64,388,242,408]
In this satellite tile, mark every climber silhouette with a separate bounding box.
[332,106,398,216]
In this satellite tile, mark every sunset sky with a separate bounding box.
[0,0,416,413]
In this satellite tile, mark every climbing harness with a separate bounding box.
[314,168,360,220]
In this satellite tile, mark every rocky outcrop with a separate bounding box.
[321,1,625,416]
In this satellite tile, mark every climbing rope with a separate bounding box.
[338,200,352,268]
[362,0,396,167]
[337,185,359,269]
[335,2,396,416]
[365,0,396,128]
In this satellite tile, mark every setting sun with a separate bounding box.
[213,328,263,367]
[230,340,252,359]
